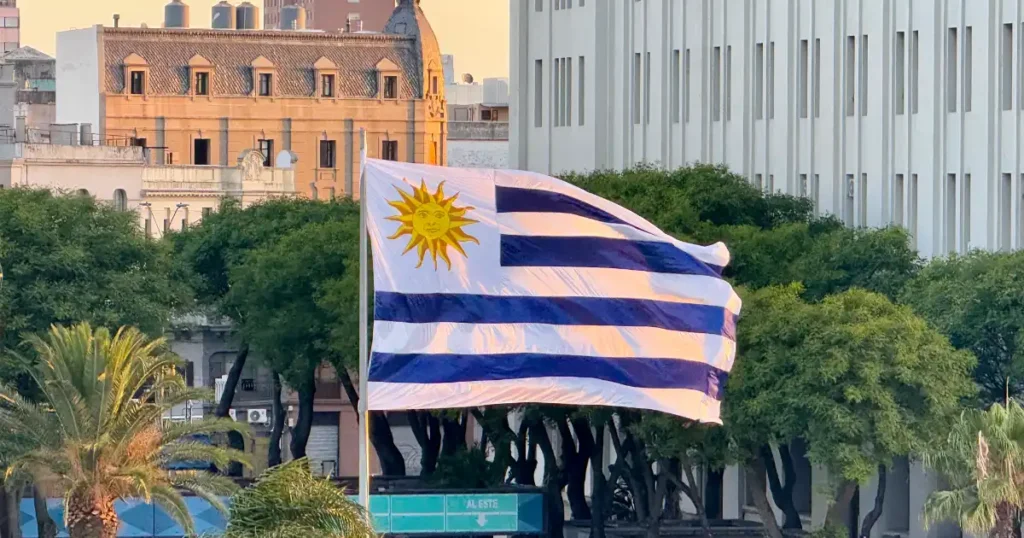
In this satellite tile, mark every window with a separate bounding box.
[947,28,958,113]
[859,174,868,225]
[1001,173,1012,250]
[812,174,820,214]
[382,140,398,161]
[553,59,561,126]
[633,53,641,125]
[845,36,856,116]
[754,43,764,119]
[946,174,957,253]
[193,138,210,166]
[322,74,335,97]
[909,174,918,245]
[181,207,189,231]
[113,189,127,212]
[481,110,493,121]
[896,32,906,115]
[164,208,171,233]
[844,174,855,225]
[3,16,17,28]
[799,174,808,197]
[579,56,585,126]
[725,46,732,121]
[1003,24,1013,110]
[144,218,152,238]
[567,57,573,126]
[860,35,868,116]
[644,52,651,124]
[534,60,543,127]
[912,31,920,113]
[813,38,821,117]
[712,46,722,122]
[202,207,213,218]
[536,0,542,11]
[767,175,775,193]
[258,139,274,167]
[383,75,398,99]
[131,137,147,148]
[964,27,973,112]
[432,76,438,95]
[962,173,971,251]
[194,71,210,96]
[130,71,145,95]
[320,140,337,168]
[767,42,775,119]
[684,49,692,123]
[754,174,763,191]
[671,50,681,123]
[894,174,904,226]
[799,39,808,118]
[259,73,273,96]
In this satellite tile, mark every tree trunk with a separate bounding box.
[683,463,712,538]
[268,371,285,467]
[370,412,407,476]
[408,411,442,476]
[441,414,467,457]
[562,418,594,520]
[859,465,887,538]
[66,493,117,538]
[763,445,802,529]
[704,468,724,519]
[532,421,564,538]
[745,460,784,538]
[33,487,55,538]
[214,344,249,418]
[990,503,1018,538]
[289,374,316,460]
[0,486,14,538]
[825,480,858,530]
[590,423,608,538]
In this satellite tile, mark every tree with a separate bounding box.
[223,458,375,538]
[901,251,1024,404]
[0,323,247,538]
[0,188,182,537]
[726,286,976,533]
[923,400,1024,538]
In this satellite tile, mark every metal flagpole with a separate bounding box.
[357,128,370,510]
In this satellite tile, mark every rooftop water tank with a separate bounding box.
[211,1,235,29]
[235,1,259,30]
[280,4,307,30]
[164,0,190,28]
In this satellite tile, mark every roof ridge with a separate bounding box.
[102,26,414,42]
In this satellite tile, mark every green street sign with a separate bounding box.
[444,494,519,533]
[389,494,446,534]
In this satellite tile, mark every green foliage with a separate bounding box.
[0,323,247,535]
[726,286,976,482]
[0,188,181,382]
[430,448,505,489]
[224,458,375,538]
[901,251,1024,404]
[923,401,1024,536]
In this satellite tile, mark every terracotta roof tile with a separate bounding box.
[102,28,421,98]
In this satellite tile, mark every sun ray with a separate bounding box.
[385,179,479,270]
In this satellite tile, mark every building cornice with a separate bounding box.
[102,26,413,45]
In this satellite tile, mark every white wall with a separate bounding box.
[55,27,101,132]
[511,0,1024,260]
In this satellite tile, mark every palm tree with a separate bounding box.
[923,400,1024,538]
[0,323,248,538]
[223,458,375,538]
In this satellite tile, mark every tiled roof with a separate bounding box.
[2,46,54,63]
[101,28,421,98]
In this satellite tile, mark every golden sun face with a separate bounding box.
[386,179,479,270]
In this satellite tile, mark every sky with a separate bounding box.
[20,0,510,79]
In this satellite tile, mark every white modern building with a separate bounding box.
[510,1,981,536]
[510,0,1024,261]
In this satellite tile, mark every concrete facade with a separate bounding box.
[0,0,18,54]
[510,0,1024,261]
[0,46,55,133]
[56,0,447,200]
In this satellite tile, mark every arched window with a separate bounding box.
[77,188,89,196]
[113,189,127,211]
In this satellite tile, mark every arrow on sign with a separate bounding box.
[476,514,487,527]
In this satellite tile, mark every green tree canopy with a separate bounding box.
[901,251,1024,404]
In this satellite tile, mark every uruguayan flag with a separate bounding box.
[364,159,740,423]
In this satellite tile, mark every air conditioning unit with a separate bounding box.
[228,409,237,421]
[248,408,270,424]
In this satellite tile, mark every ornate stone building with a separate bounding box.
[55,0,446,199]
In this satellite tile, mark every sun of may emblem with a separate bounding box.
[386,179,479,270]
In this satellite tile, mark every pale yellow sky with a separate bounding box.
[21,0,510,79]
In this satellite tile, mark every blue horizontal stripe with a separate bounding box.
[369,352,727,399]
[500,235,724,277]
[495,186,633,226]
[374,292,736,340]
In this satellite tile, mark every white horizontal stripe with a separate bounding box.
[372,322,736,372]
[499,212,729,268]
[368,377,722,423]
